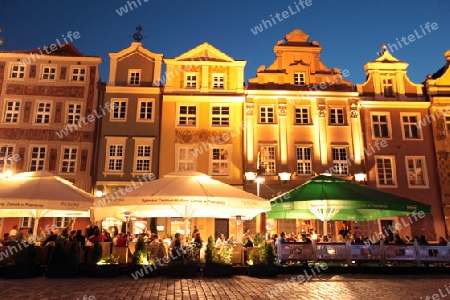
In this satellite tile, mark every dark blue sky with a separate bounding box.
[1,0,449,84]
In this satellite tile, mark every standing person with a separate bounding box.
[75,230,86,246]
[192,226,199,239]
[216,233,226,247]
[353,226,362,242]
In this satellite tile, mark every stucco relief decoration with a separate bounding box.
[278,103,287,117]
[437,150,449,160]
[175,129,233,144]
[350,102,359,118]
[246,103,254,116]
[318,104,326,118]
[175,130,194,143]
[436,115,446,140]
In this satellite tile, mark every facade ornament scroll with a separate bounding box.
[437,150,449,160]
[318,104,326,118]
[350,102,359,118]
[246,102,254,116]
[436,115,446,140]
[278,103,287,117]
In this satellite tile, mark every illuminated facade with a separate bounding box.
[425,50,450,237]
[244,29,360,234]
[160,43,246,238]
[0,43,101,235]
[356,46,446,240]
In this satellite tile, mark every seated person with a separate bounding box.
[42,231,58,247]
[227,234,235,245]
[115,233,129,247]
[216,233,226,248]
[285,232,297,242]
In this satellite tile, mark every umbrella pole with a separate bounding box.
[184,218,189,242]
[32,217,40,243]
[323,220,328,237]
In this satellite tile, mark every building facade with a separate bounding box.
[0,43,101,236]
[356,46,446,241]
[425,50,450,237]
[160,42,247,239]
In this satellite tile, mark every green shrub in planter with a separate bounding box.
[203,236,233,277]
[47,238,79,278]
[247,241,277,278]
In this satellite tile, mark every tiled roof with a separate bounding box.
[0,43,98,57]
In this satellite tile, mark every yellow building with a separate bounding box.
[245,29,360,236]
[425,49,450,237]
[160,43,247,239]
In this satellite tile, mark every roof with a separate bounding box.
[0,43,99,58]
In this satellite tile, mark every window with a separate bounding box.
[111,99,127,121]
[294,72,306,86]
[177,105,197,126]
[10,64,25,79]
[401,114,421,139]
[445,115,450,135]
[67,103,82,125]
[4,100,20,123]
[212,74,225,89]
[132,137,155,174]
[375,156,396,187]
[176,145,197,171]
[61,147,77,173]
[55,217,70,228]
[35,102,52,124]
[382,78,394,97]
[331,147,348,175]
[259,146,276,174]
[21,217,35,228]
[211,147,229,175]
[185,73,197,88]
[371,113,390,138]
[0,145,14,173]
[330,108,345,125]
[104,137,126,175]
[71,67,86,82]
[406,157,428,188]
[41,65,56,80]
[296,146,312,175]
[295,107,310,124]
[128,69,141,85]
[29,146,46,171]
[260,106,274,123]
[137,99,154,122]
[211,105,230,127]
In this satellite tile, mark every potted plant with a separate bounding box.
[247,241,278,278]
[82,240,119,277]
[3,238,40,279]
[46,238,79,278]
[168,239,199,278]
[203,236,233,277]
[128,236,159,278]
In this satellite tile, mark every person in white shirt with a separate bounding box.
[9,225,18,238]
[216,233,225,247]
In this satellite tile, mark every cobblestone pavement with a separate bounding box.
[2,273,449,300]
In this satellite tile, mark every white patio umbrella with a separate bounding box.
[0,171,93,241]
[93,171,271,236]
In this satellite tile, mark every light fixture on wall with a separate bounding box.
[354,173,367,184]
[244,172,256,182]
[95,186,104,197]
[278,172,291,183]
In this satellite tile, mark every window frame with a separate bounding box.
[259,106,275,124]
[400,113,422,140]
[55,217,70,229]
[212,73,225,89]
[445,115,450,136]
[41,65,57,81]
[375,155,397,188]
[176,103,198,127]
[34,101,52,124]
[294,72,306,86]
[175,144,198,172]
[128,69,141,86]
[3,99,21,123]
[104,136,127,176]
[132,137,155,176]
[331,146,348,176]
[0,145,15,173]
[210,104,230,127]
[21,217,35,229]
[370,112,392,139]
[29,145,47,171]
[329,108,345,125]
[405,156,429,189]
[259,145,277,175]
[136,98,155,122]
[294,107,310,125]
[60,147,78,173]
[70,66,86,82]
[382,77,394,97]
[184,72,198,89]
[295,145,313,175]
[110,98,128,122]
[9,63,26,80]
[210,145,231,176]
[66,102,82,125]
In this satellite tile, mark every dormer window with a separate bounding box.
[382,78,394,97]
[212,73,225,89]
[128,69,141,86]
[294,72,306,86]
[185,73,197,88]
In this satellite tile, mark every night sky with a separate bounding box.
[1,0,449,84]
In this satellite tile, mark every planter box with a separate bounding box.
[248,264,278,278]
[46,263,78,278]
[3,264,41,279]
[167,262,198,278]
[203,263,233,277]
[128,264,159,279]
[81,264,120,277]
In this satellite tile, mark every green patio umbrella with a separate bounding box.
[267,175,431,235]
